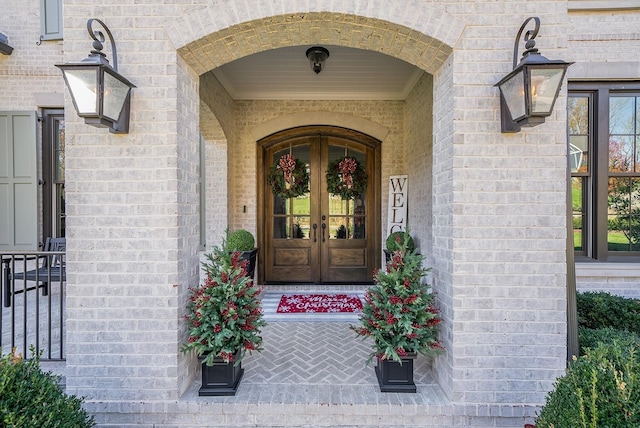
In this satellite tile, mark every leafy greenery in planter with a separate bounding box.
[352,232,443,363]
[577,291,640,334]
[181,235,266,366]
[227,229,255,252]
[385,230,415,253]
[0,348,94,428]
[535,340,640,428]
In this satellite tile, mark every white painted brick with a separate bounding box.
[2,0,640,425]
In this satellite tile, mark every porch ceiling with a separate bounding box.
[211,45,424,101]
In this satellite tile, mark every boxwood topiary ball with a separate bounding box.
[228,229,255,251]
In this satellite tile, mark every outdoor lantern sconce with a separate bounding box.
[56,19,135,134]
[495,17,572,133]
[306,46,330,74]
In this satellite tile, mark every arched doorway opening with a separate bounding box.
[258,126,381,284]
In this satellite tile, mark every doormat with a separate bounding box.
[276,294,363,314]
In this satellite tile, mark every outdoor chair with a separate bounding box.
[3,237,66,306]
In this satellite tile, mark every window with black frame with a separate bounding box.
[569,82,640,261]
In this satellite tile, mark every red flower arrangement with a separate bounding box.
[181,230,266,366]
[351,232,444,363]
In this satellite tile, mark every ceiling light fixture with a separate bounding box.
[306,46,330,74]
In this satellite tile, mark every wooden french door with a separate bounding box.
[261,127,380,284]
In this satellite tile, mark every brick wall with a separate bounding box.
[60,6,194,402]
[0,0,63,108]
[200,72,233,247]
[3,0,639,425]
[431,52,456,401]
[444,5,571,403]
[405,73,434,261]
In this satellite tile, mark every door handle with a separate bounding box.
[321,223,326,242]
[312,224,317,242]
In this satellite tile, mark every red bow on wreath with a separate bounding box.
[338,157,357,189]
[278,154,297,188]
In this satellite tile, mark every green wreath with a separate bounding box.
[326,156,367,200]
[267,154,310,199]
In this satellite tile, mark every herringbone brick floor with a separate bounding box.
[183,287,444,403]
[242,322,436,386]
[176,319,454,427]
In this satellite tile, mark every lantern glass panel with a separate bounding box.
[530,67,565,115]
[63,68,99,115]
[103,71,130,122]
[500,71,526,121]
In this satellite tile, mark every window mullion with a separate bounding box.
[594,88,611,261]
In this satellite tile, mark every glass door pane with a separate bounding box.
[272,144,310,240]
[326,145,366,240]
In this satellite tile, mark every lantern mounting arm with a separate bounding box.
[512,17,540,69]
[87,18,118,70]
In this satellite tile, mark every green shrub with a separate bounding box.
[577,291,640,334]
[0,348,95,428]
[385,230,415,253]
[579,326,640,355]
[535,340,640,428]
[227,229,255,251]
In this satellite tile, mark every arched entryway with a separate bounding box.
[258,126,381,284]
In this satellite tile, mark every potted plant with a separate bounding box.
[383,230,415,263]
[181,235,266,396]
[352,232,443,392]
[227,228,258,282]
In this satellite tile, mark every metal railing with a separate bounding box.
[0,250,65,360]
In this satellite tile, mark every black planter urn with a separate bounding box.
[375,353,417,393]
[234,248,258,282]
[198,351,244,396]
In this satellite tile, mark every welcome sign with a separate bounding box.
[387,175,408,235]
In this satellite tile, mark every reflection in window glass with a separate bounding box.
[353,197,366,239]
[329,217,347,239]
[609,136,634,172]
[608,96,640,252]
[610,96,639,172]
[571,177,584,252]
[273,217,289,239]
[608,177,640,251]
[609,97,635,135]
[54,117,66,237]
[568,95,590,255]
[292,215,309,239]
[568,97,589,173]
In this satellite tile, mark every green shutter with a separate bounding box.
[40,0,63,41]
[0,111,39,250]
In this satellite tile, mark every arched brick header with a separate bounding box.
[167,2,463,75]
[249,111,390,142]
